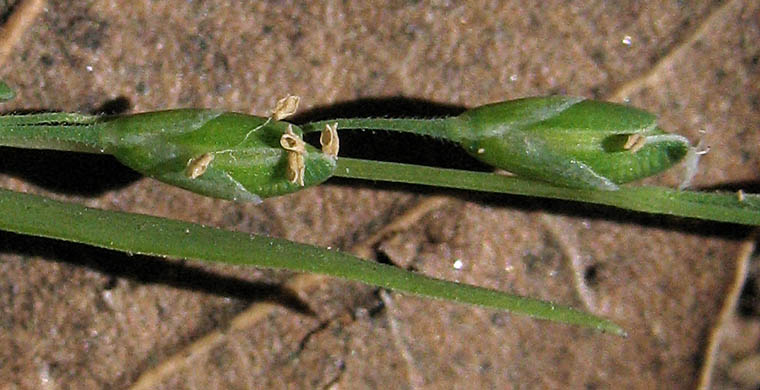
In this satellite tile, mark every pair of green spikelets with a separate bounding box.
[0,86,692,201]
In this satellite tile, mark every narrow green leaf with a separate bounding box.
[0,188,625,335]
[335,158,760,226]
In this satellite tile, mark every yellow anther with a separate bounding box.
[623,133,647,153]
[185,152,214,179]
[279,125,306,186]
[271,95,300,121]
[320,122,339,158]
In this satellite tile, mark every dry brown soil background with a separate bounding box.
[1,1,759,389]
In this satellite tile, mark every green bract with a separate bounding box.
[453,97,691,190]
[98,109,336,202]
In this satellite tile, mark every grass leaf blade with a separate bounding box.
[0,188,625,335]
[335,158,760,226]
